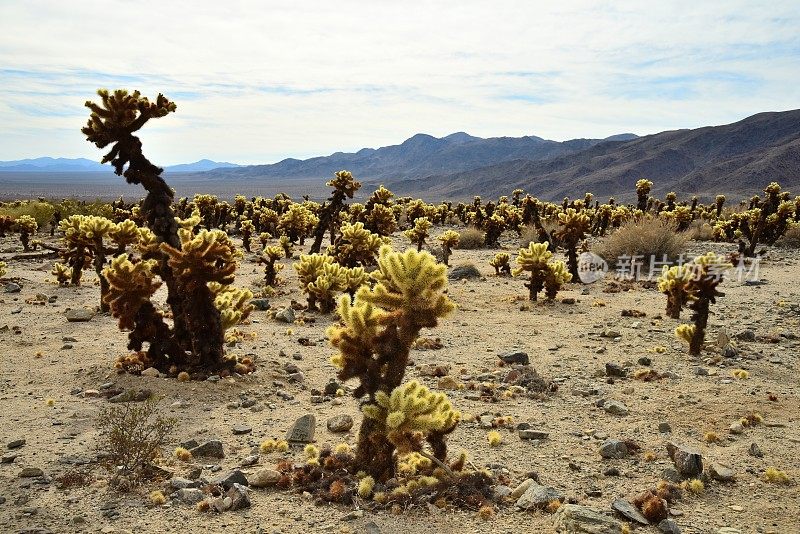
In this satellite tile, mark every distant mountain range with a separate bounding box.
[0,157,240,173]
[2,109,798,201]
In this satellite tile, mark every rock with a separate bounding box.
[658,519,682,534]
[658,422,672,433]
[4,282,21,293]
[666,442,703,477]
[661,468,682,483]
[108,389,152,403]
[716,529,742,534]
[190,440,225,458]
[509,478,536,500]
[599,439,629,459]
[603,467,620,477]
[342,509,365,521]
[249,468,281,488]
[499,350,529,365]
[169,477,198,490]
[638,356,652,366]
[735,330,756,342]
[554,504,623,533]
[211,470,248,489]
[601,329,621,338]
[7,439,26,449]
[274,307,295,323]
[729,421,744,434]
[2,453,18,464]
[141,367,160,378]
[448,264,481,280]
[286,414,316,443]
[232,424,252,435]
[65,308,94,322]
[176,488,205,504]
[210,496,232,513]
[748,442,764,458]
[286,372,304,383]
[437,376,461,390]
[519,428,549,440]
[493,485,512,501]
[515,482,563,510]
[605,363,625,377]
[251,298,270,311]
[721,344,738,358]
[323,381,341,396]
[19,467,44,477]
[240,454,258,467]
[611,499,649,525]
[603,400,629,416]
[708,463,735,482]
[226,483,250,510]
[326,415,354,433]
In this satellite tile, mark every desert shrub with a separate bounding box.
[596,218,689,267]
[520,220,558,248]
[96,397,176,489]
[689,220,715,241]
[775,224,800,248]
[457,227,485,249]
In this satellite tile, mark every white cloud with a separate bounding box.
[0,0,798,164]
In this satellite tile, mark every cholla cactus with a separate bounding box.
[489,252,511,276]
[109,219,141,253]
[260,245,284,286]
[51,263,71,286]
[239,219,254,252]
[674,252,731,355]
[636,179,653,212]
[0,261,7,278]
[365,203,397,236]
[544,260,572,300]
[58,215,94,286]
[482,213,506,247]
[294,253,335,310]
[13,215,38,251]
[327,246,455,479]
[307,262,348,313]
[404,217,432,252]
[437,230,460,266]
[258,232,272,249]
[278,204,318,245]
[556,208,590,278]
[330,221,389,267]
[657,265,692,319]
[208,282,254,331]
[513,242,552,300]
[310,170,362,253]
[278,234,293,258]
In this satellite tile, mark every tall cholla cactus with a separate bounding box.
[404,216,432,252]
[636,179,653,212]
[555,208,590,279]
[0,261,7,278]
[239,219,254,252]
[327,246,456,479]
[657,265,692,319]
[437,230,460,266]
[259,245,284,286]
[674,252,731,355]
[513,242,571,300]
[310,170,362,253]
[13,215,38,251]
[330,221,389,267]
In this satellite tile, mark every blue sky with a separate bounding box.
[1,0,798,165]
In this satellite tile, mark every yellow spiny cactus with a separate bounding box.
[513,242,554,300]
[365,203,397,236]
[307,262,348,313]
[342,266,368,294]
[208,282,254,330]
[161,228,239,284]
[175,208,201,230]
[404,216,432,251]
[277,204,318,244]
[544,260,572,299]
[51,262,71,286]
[657,264,693,319]
[327,169,362,197]
[363,380,460,455]
[675,324,695,343]
[260,244,284,286]
[489,252,511,275]
[327,295,383,370]
[14,214,38,234]
[0,261,6,278]
[109,219,140,250]
[437,230,460,266]
[332,221,389,266]
[103,254,162,330]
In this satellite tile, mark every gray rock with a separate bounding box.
[499,350,529,365]
[515,482,563,511]
[605,363,626,377]
[326,414,354,433]
[748,442,764,458]
[599,439,628,459]
[493,485,512,501]
[554,504,623,533]
[658,519,681,534]
[658,422,672,433]
[211,469,248,489]
[286,414,316,443]
[226,483,250,510]
[666,442,703,477]
[729,421,744,434]
[108,388,152,403]
[708,463,735,482]
[275,307,295,323]
[286,372,305,383]
[519,428,549,440]
[4,282,22,293]
[65,308,93,322]
[19,467,43,477]
[176,488,205,504]
[7,439,25,449]
[661,468,682,483]
[611,499,649,525]
[140,367,160,378]
[240,454,259,467]
[735,329,756,342]
[604,400,629,416]
[169,477,198,490]
[448,264,481,280]
[1,453,18,464]
[509,478,536,500]
[249,468,281,488]
[251,298,270,311]
[232,424,252,435]
[190,439,225,458]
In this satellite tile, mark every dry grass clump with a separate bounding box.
[690,220,716,241]
[596,218,689,267]
[775,225,800,248]
[457,227,485,249]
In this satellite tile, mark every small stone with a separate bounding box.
[286,372,304,383]
[515,482,563,510]
[169,477,197,490]
[326,415,354,433]
[519,429,549,440]
[226,483,251,510]
[190,439,225,458]
[658,518,682,534]
[448,264,481,280]
[2,453,18,464]
[612,498,649,525]
[601,329,621,338]
[251,298,270,311]
[65,308,94,322]
[735,330,756,342]
[342,509,365,521]
[249,468,281,488]
[658,422,672,433]
[604,400,629,416]
[499,350,529,365]
[141,367,160,378]
[323,381,341,396]
[554,504,623,532]
[599,439,629,459]
[232,424,252,435]
[437,376,461,390]
[666,442,703,477]
[729,421,744,434]
[211,470,248,489]
[210,496,232,513]
[509,478,535,500]
[275,307,295,323]
[603,467,620,477]
[605,362,625,377]
[176,488,205,504]
[638,356,652,366]
[708,463,735,482]
[19,467,44,477]
[108,388,152,403]
[493,485,512,501]
[661,467,682,483]
[4,282,21,293]
[748,442,764,458]
[286,414,316,443]
[7,439,26,449]
[240,454,258,467]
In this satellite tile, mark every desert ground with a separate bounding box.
[0,229,798,534]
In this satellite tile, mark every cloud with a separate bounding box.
[0,0,798,164]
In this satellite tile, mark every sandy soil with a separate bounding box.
[0,230,798,534]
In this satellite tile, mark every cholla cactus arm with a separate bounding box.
[437,230,460,266]
[556,208,590,278]
[293,253,335,309]
[674,252,731,355]
[0,261,6,278]
[51,262,71,286]
[209,282,254,331]
[544,260,572,300]
[259,245,285,286]
[14,215,38,251]
[404,217,432,252]
[307,262,348,313]
[657,265,693,319]
[109,219,141,253]
[104,254,161,330]
[636,179,653,212]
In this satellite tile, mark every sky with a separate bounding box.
[1,0,799,165]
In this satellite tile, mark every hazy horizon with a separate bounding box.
[2,1,799,165]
